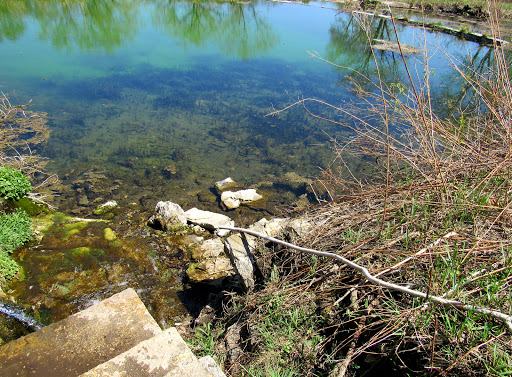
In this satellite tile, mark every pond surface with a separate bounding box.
[0,0,493,328]
[0,0,491,216]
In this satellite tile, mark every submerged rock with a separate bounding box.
[220,189,263,209]
[148,201,187,231]
[214,177,238,191]
[94,200,118,215]
[282,172,312,193]
[372,39,423,54]
[184,208,234,237]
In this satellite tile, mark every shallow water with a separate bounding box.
[0,0,490,215]
[0,0,494,327]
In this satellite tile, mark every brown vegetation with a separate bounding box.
[190,2,512,376]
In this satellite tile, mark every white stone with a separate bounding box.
[100,200,118,209]
[148,201,187,231]
[287,218,315,238]
[184,208,234,237]
[94,200,118,215]
[221,189,263,209]
[215,177,237,191]
[224,234,256,291]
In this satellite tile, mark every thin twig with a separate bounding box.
[374,232,458,277]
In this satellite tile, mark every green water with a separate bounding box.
[0,0,490,216]
[0,0,494,327]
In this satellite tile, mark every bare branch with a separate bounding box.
[218,225,512,332]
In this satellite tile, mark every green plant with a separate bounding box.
[189,322,218,357]
[0,209,32,253]
[0,250,21,283]
[0,208,32,284]
[0,166,32,200]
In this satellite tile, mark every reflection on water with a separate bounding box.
[0,0,278,55]
[0,0,496,218]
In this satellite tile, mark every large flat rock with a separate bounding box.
[80,327,213,377]
[0,288,162,377]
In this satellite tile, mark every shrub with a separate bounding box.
[0,209,32,253]
[0,250,20,283]
[0,209,32,284]
[0,166,32,200]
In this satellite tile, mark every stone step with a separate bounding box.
[0,288,162,377]
[199,355,228,377]
[80,327,214,377]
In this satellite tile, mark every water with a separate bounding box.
[0,0,493,327]
[0,0,490,216]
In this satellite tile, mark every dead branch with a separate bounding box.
[217,225,512,332]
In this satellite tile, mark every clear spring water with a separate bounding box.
[0,0,491,215]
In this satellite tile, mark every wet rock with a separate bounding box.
[220,189,263,210]
[186,238,232,285]
[214,177,237,191]
[94,200,118,215]
[282,172,312,193]
[184,208,234,237]
[103,228,121,247]
[147,201,187,231]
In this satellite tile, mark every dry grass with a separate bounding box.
[0,92,58,205]
[197,2,512,376]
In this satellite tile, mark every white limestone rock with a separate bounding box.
[224,233,256,291]
[220,189,263,209]
[184,208,234,237]
[147,201,187,231]
[94,200,118,215]
[215,177,238,191]
[250,218,288,238]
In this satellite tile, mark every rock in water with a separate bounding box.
[220,189,263,209]
[186,238,233,285]
[214,177,238,191]
[184,208,234,237]
[94,200,118,215]
[147,201,187,231]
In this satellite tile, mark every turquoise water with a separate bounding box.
[0,0,490,216]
